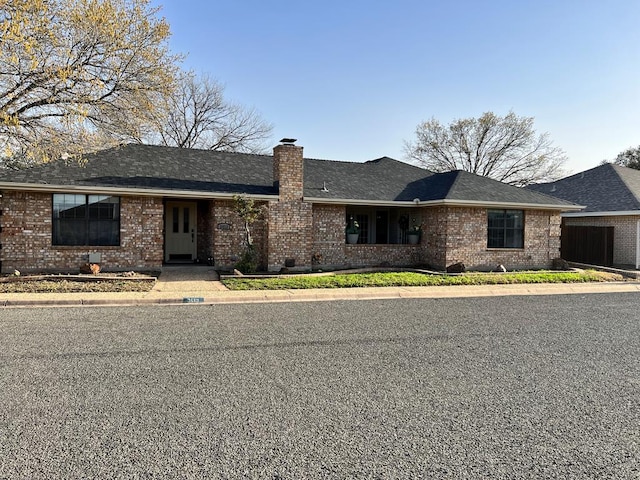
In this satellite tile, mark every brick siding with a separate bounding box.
[266,143,313,271]
[273,144,303,202]
[311,204,347,267]
[0,190,563,274]
[421,206,448,268]
[0,191,163,273]
[310,204,422,269]
[297,203,562,271]
[211,199,267,270]
[266,200,313,270]
[429,206,561,270]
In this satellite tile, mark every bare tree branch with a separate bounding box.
[143,72,273,154]
[403,111,567,186]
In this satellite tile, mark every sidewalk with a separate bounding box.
[2,265,640,307]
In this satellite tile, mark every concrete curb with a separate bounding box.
[2,282,639,308]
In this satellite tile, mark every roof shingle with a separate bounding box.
[0,143,576,208]
[528,163,640,212]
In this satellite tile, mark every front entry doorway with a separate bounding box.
[165,201,197,262]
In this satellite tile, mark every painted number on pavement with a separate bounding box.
[183,297,204,303]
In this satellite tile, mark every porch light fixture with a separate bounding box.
[413,198,420,205]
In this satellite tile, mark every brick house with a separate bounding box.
[529,163,640,269]
[0,140,578,274]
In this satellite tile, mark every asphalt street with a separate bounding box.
[0,294,638,479]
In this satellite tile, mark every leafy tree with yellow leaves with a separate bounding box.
[0,0,180,166]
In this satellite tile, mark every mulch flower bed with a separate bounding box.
[0,272,158,293]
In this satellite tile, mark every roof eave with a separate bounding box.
[0,182,583,210]
[437,198,584,211]
[562,210,640,217]
[305,197,422,207]
[305,196,583,211]
[0,182,279,201]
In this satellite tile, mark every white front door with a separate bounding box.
[165,201,197,262]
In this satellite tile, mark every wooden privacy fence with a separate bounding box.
[561,225,614,266]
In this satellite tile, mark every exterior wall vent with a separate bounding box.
[88,252,102,263]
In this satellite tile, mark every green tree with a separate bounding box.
[612,145,640,170]
[404,111,566,186]
[0,0,180,166]
[232,194,265,273]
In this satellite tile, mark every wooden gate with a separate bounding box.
[561,225,614,266]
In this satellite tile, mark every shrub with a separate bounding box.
[235,246,258,274]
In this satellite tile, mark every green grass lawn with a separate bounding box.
[222,270,623,291]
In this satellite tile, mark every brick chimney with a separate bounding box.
[273,138,304,201]
[267,138,312,271]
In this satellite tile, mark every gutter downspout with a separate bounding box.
[636,220,640,270]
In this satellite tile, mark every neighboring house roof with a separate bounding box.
[528,163,640,214]
[0,143,578,209]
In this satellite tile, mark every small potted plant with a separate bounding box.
[407,224,421,245]
[346,217,360,244]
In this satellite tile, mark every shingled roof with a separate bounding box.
[528,163,640,213]
[0,143,577,209]
[0,144,277,196]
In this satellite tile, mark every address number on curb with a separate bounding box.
[183,297,204,303]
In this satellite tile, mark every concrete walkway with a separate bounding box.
[148,265,228,295]
[1,265,640,307]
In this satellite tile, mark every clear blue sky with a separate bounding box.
[151,0,639,174]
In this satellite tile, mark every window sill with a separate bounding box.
[51,245,121,249]
[486,247,525,251]
[345,243,421,247]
